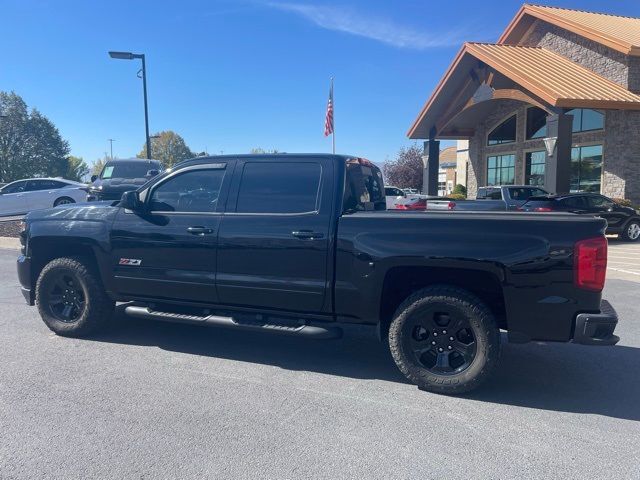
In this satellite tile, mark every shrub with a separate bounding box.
[612,198,640,210]
[447,193,466,200]
[452,184,467,196]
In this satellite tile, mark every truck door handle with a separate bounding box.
[292,230,324,240]
[187,226,214,235]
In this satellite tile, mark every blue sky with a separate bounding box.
[1,0,639,167]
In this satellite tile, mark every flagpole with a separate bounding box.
[331,77,335,154]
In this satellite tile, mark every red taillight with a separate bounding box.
[574,237,607,291]
[447,201,456,210]
[534,207,553,212]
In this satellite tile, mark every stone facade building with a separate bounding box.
[408,4,640,203]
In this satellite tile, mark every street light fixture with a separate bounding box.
[108,50,151,159]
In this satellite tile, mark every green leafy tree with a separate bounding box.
[382,145,424,191]
[65,156,90,182]
[137,130,194,167]
[0,91,71,182]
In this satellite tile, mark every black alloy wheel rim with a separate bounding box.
[404,305,477,375]
[46,272,86,323]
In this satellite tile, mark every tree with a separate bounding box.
[137,130,194,167]
[250,148,280,154]
[91,156,107,178]
[65,156,90,182]
[0,91,71,182]
[382,145,424,191]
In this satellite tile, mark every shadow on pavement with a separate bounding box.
[90,306,640,422]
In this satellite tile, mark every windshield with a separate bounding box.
[101,162,157,179]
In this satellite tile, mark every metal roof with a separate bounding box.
[500,4,640,56]
[466,43,640,108]
[408,42,640,139]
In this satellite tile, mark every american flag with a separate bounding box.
[324,80,334,137]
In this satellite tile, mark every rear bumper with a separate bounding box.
[573,299,619,346]
[17,254,34,305]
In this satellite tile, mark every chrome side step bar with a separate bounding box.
[124,305,343,340]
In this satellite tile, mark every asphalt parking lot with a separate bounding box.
[608,239,640,280]
[1,247,639,479]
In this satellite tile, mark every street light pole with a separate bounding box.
[108,138,115,159]
[108,51,152,159]
[140,54,151,160]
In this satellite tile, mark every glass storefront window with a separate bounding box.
[525,150,546,186]
[487,115,517,145]
[566,109,604,132]
[526,108,547,140]
[487,154,515,185]
[571,144,603,193]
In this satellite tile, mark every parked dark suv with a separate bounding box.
[521,193,640,242]
[87,158,162,202]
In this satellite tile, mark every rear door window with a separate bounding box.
[236,162,322,214]
[561,196,587,209]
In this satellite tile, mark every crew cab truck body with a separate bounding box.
[427,185,548,211]
[16,154,619,394]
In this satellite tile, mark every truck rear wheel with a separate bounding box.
[388,285,501,395]
[35,257,114,337]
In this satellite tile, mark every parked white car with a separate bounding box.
[385,186,406,209]
[0,178,87,216]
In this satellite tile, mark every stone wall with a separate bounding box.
[521,20,637,91]
[604,110,640,203]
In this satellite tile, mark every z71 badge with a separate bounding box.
[119,258,142,266]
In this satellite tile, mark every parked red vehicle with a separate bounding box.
[394,197,427,210]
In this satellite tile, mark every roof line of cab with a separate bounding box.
[172,153,364,169]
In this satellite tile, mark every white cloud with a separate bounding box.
[266,2,466,49]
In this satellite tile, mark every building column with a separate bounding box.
[544,113,573,194]
[423,139,440,195]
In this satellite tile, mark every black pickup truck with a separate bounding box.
[16,154,619,394]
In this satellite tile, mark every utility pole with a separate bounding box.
[108,139,115,159]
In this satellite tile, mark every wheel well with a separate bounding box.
[379,266,506,339]
[30,239,98,286]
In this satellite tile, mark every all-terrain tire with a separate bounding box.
[35,257,114,337]
[388,285,501,395]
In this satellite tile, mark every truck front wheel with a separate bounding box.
[388,285,501,395]
[35,257,114,337]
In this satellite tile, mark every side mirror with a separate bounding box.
[146,169,160,177]
[120,190,143,211]
[90,174,98,183]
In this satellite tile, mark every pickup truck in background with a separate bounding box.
[87,158,162,202]
[16,154,618,395]
[427,185,548,211]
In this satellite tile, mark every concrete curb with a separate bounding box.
[0,237,21,250]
